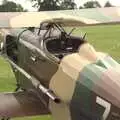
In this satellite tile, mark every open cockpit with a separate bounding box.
[34,22,86,60]
[4,22,86,63]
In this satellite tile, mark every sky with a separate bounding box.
[0,0,120,11]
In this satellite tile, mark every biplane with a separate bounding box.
[0,7,120,120]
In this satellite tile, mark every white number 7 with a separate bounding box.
[96,96,111,120]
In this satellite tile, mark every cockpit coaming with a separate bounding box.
[5,22,86,65]
[33,22,86,60]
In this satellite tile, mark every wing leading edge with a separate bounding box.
[0,91,49,118]
[0,7,120,28]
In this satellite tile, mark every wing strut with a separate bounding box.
[5,56,60,104]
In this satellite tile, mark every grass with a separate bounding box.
[0,24,120,120]
[75,24,120,61]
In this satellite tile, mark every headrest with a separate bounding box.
[78,43,98,61]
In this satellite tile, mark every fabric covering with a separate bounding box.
[0,7,120,28]
[49,43,120,120]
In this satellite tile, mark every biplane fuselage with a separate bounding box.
[0,8,120,120]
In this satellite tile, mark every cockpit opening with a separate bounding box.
[30,22,86,60]
[45,35,85,59]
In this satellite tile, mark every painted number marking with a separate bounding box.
[96,96,111,120]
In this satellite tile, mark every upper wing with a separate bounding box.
[0,7,120,28]
[0,91,49,118]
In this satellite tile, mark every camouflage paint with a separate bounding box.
[49,43,120,120]
[0,8,120,119]
[0,91,49,118]
[0,7,120,28]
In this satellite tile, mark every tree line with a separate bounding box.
[80,1,113,9]
[0,0,114,12]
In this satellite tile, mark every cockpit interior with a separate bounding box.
[37,22,86,59]
[5,22,86,63]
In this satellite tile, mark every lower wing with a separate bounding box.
[0,90,49,118]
